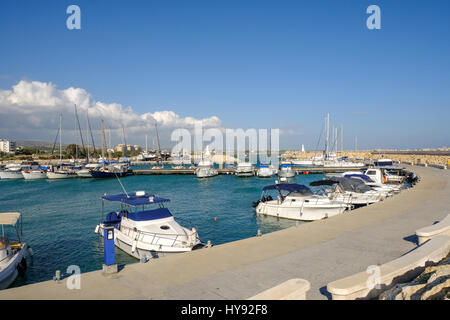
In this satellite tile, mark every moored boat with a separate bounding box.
[95,191,204,259]
[0,212,33,290]
[253,183,348,221]
[235,162,254,177]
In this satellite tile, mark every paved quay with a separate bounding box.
[1,165,448,300]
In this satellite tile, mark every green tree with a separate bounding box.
[65,144,86,158]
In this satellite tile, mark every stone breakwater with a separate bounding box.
[283,151,450,167]
[379,254,450,300]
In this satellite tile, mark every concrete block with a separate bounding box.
[248,278,311,300]
[416,214,450,245]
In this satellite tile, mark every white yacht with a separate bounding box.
[253,183,348,221]
[363,168,404,192]
[0,212,33,289]
[46,165,77,179]
[0,164,24,180]
[76,163,102,178]
[292,159,314,167]
[310,177,383,206]
[278,162,296,178]
[341,172,399,197]
[235,162,254,177]
[256,164,277,178]
[195,159,218,178]
[195,147,218,178]
[22,168,47,180]
[95,191,204,259]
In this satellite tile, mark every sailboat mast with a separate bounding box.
[59,113,62,163]
[155,123,161,160]
[324,113,329,159]
[87,110,97,155]
[74,104,87,162]
[101,120,105,161]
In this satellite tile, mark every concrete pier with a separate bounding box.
[0,165,448,300]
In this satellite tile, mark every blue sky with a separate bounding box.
[0,0,449,149]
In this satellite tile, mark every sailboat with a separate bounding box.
[47,114,77,179]
[151,123,164,169]
[91,120,133,179]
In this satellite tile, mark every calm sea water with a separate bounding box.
[0,170,324,287]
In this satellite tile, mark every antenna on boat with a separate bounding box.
[114,173,129,197]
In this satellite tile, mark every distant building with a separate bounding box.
[0,139,16,153]
[115,144,140,153]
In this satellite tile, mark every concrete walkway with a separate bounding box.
[1,165,448,300]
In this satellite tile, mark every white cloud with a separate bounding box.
[0,80,222,147]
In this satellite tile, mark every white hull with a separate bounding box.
[257,169,274,177]
[236,170,254,177]
[22,171,47,180]
[46,171,77,179]
[98,224,200,260]
[0,243,28,290]
[0,171,24,180]
[332,192,382,205]
[195,167,218,178]
[292,160,314,167]
[76,169,93,178]
[278,169,296,178]
[256,199,347,221]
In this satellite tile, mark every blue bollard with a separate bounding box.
[103,225,116,266]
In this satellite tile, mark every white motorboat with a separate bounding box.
[257,164,277,177]
[22,169,47,180]
[341,172,398,197]
[235,162,254,177]
[0,212,33,290]
[95,191,204,259]
[0,170,24,180]
[292,159,314,167]
[310,178,383,206]
[46,165,77,179]
[76,163,102,178]
[278,162,296,178]
[253,183,348,221]
[195,146,218,178]
[195,160,218,178]
[363,168,404,192]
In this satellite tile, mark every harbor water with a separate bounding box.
[0,171,324,287]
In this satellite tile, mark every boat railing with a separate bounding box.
[120,225,195,248]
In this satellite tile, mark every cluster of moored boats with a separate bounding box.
[0,161,132,180]
[252,161,418,221]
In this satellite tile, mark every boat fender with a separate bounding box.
[27,246,34,257]
[131,240,137,253]
[94,225,100,234]
[17,258,27,277]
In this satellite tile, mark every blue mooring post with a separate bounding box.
[102,224,118,274]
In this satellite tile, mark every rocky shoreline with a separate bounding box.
[378,254,450,300]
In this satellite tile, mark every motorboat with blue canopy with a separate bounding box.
[277,162,296,178]
[256,163,277,177]
[253,183,348,221]
[96,191,203,259]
